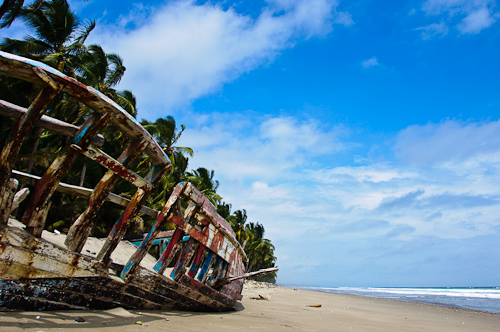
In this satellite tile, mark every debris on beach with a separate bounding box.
[250,294,271,300]
[307,304,322,308]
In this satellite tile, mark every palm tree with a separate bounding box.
[229,209,249,245]
[67,44,137,125]
[244,221,277,281]
[0,0,41,28]
[140,116,193,210]
[1,0,95,74]
[185,167,222,206]
[217,202,232,219]
[141,116,193,158]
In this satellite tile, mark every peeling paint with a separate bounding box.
[0,51,247,312]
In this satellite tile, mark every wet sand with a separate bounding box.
[1,283,499,331]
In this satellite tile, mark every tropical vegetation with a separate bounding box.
[0,0,276,282]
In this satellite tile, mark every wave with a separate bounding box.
[300,286,500,313]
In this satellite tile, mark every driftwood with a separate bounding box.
[211,267,279,288]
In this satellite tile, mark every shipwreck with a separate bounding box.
[0,51,273,311]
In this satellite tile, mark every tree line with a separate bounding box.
[0,0,276,282]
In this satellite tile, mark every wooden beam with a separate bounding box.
[0,87,58,214]
[0,51,170,167]
[0,99,105,146]
[65,139,148,253]
[120,182,188,279]
[70,144,152,191]
[96,164,169,267]
[22,112,112,237]
[10,170,158,217]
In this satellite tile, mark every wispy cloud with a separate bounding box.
[420,0,497,35]
[415,21,449,39]
[89,0,350,119]
[393,120,500,167]
[179,114,500,285]
[361,56,379,69]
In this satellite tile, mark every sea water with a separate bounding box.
[302,287,500,314]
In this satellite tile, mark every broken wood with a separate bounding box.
[0,51,250,312]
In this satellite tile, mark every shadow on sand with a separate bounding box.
[0,303,245,329]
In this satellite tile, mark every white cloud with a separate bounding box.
[89,0,349,119]
[458,7,497,33]
[393,120,500,167]
[420,0,497,35]
[181,113,345,181]
[361,57,379,69]
[177,113,500,285]
[415,21,449,39]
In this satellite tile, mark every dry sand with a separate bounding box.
[1,282,499,331]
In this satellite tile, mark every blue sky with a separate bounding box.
[2,0,500,287]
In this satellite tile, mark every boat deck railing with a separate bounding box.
[0,51,246,297]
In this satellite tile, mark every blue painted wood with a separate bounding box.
[196,250,214,282]
[130,236,190,249]
[207,256,223,284]
[170,239,196,280]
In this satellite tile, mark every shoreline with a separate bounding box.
[1,284,499,331]
[295,287,500,315]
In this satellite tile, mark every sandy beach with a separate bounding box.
[1,282,499,331]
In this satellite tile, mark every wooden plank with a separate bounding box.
[96,164,169,266]
[0,51,171,167]
[65,139,149,253]
[71,144,152,191]
[153,228,184,274]
[132,267,231,311]
[0,178,18,225]
[198,250,215,283]
[184,183,247,262]
[188,244,206,278]
[120,183,188,279]
[0,99,105,146]
[10,170,158,217]
[170,238,198,281]
[0,86,58,217]
[22,112,112,237]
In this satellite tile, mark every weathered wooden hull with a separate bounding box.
[0,51,248,312]
[0,223,243,311]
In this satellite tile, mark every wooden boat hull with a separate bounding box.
[0,51,248,312]
[0,223,243,311]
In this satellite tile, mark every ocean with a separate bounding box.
[301,287,500,314]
